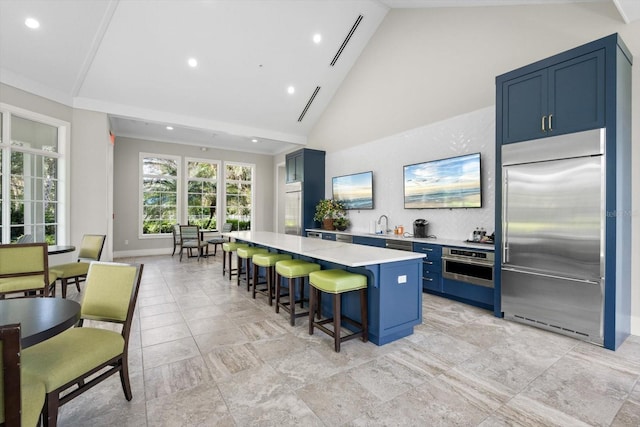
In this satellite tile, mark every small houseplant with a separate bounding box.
[313,199,346,230]
[333,216,350,231]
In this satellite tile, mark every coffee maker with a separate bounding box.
[413,219,429,238]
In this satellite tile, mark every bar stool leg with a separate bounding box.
[308,286,316,336]
[288,277,296,325]
[236,256,244,287]
[333,293,341,352]
[246,259,252,291]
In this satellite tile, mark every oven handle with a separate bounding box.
[441,256,494,268]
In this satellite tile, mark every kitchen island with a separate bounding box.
[224,231,425,345]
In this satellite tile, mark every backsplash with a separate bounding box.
[325,106,495,242]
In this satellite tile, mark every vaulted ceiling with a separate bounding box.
[1,0,636,154]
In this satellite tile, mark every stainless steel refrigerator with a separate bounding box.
[501,128,605,345]
[284,182,302,235]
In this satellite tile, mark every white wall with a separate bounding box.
[306,3,640,334]
[70,109,112,260]
[325,106,494,240]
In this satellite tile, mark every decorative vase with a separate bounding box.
[322,218,335,230]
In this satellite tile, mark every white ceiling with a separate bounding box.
[0,0,636,155]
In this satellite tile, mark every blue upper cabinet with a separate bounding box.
[498,48,605,144]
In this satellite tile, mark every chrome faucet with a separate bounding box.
[377,214,390,234]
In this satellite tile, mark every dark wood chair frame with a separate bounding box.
[207,223,233,257]
[40,264,144,427]
[52,235,107,298]
[1,323,22,427]
[308,285,368,352]
[0,242,50,299]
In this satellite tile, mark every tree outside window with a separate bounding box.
[141,155,178,235]
[225,163,253,231]
[186,160,219,229]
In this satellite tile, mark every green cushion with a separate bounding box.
[252,253,292,267]
[81,263,137,322]
[0,244,46,276]
[49,261,90,280]
[21,371,46,427]
[309,269,367,294]
[77,235,106,260]
[21,328,124,392]
[276,260,321,278]
[236,247,268,259]
[0,369,45,427]
[0,272,54,294]
[222,242,249,252]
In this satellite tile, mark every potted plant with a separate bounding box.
[333,216,350,231]
[313,199,346,230]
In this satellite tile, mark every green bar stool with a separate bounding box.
[275,259,321,326]
[308,269,368,352]
[236,246,269,291]
[252,253,292,306]
[222,242,249,280]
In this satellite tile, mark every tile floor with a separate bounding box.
[55,254,640,426]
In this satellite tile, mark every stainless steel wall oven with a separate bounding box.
[442,248,494,288]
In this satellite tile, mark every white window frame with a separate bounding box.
[184,157,221,229]
[138,152,181,239]
[0,103,70,245]
[223,161,255,231]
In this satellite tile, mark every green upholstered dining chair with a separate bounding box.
[179,225,208,261]
[0,243,55,299]
[49,234,106,298]
[21,261,144,427]
[1,323,46,427]
[206,222,233,256]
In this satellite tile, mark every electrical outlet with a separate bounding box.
[124,240,128,245]
[398,275,406,284]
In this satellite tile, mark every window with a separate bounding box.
[0,106,67,244]
[140,154,179,236]
[225,163,253,231]
[186,159,219,230]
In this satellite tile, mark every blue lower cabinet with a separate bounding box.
[442,278,494,310]
[422,270,442,292]
[352,236,386,247]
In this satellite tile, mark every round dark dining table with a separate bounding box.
[0,298,81,348]
[47,245,76,255]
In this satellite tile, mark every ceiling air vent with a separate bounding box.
[330,14,363,67]
[298,86,321,122]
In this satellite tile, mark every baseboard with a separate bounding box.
[113,248,170,258]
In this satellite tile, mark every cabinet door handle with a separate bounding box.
[548,114,553,131]
[541,115,547,132]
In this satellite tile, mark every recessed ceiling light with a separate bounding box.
[313,33,322,44]
[25,17,40,29]
[251,139,258,143]
[166,126,173,130]
[287,86,295,95]
[187,58,198,68]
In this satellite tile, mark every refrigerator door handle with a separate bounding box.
[502,171,509,263]
[501,266,601,286]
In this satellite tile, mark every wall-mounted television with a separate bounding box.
[403,153,482,209]
[332,171,374,210]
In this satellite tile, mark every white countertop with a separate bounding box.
[305,228,495,251]
[224,231,425,267]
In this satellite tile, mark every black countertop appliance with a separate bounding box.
[413,219,429,238]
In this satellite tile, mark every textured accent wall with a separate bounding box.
[325,106,494,241]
